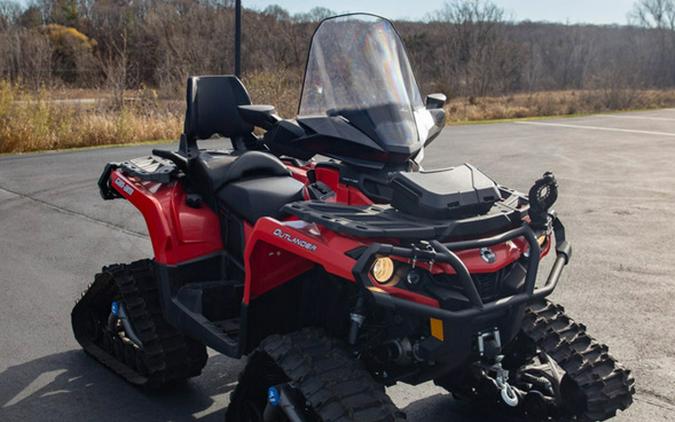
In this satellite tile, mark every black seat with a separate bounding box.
[180,75,255,153]
[217,176,305,223]
[178,75,304,223]
[190,150,291,195]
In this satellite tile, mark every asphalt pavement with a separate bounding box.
[2,110,675,421]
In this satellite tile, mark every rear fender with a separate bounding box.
[109,169,223,264]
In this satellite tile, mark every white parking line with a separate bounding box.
[596,114,675,121]
[515,121,675,137]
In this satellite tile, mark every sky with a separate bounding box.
[245,0,638,25]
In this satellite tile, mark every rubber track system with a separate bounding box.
[228,328,406,422]
[71,259,208,388]
[522,300,635,421]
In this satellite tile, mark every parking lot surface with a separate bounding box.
[2,110,675,421]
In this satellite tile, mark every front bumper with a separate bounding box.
[352,216,571,322]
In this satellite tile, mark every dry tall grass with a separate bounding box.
[445,89,675,122]
[243,70,302,119]
[4,78,675,154]
[0,71,305,154]
[0,82,182,153]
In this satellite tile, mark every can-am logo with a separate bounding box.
[273,228,317,252]
[480,247,496,264]
[114,177,134,196]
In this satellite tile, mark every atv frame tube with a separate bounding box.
[352,219,571,321]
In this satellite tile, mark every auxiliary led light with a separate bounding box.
[371,257,395,284]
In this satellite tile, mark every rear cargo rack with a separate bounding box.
[118,156,178,184]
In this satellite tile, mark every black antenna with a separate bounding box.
[235,0,242,78]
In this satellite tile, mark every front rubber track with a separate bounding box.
[226,328,406,422]
[523,300,636,421]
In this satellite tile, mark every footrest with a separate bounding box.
[176,281,243,321]
[212,318,241,337]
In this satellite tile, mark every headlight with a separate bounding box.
[371,257,395,284]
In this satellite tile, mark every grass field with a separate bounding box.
[444,89,675,122]
[3,80,675,154]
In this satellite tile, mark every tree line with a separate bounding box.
[0,0,674,100]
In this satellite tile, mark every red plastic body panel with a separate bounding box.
[110,169,223,264]
[314,166,373,205]
[242,218,362,302]
[392,236,534,276]
[111,159,550,309]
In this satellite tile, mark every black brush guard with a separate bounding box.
[352,216,571,321]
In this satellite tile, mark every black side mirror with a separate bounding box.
[425,93,447,110]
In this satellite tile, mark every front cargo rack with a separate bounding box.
[283,188,528,241]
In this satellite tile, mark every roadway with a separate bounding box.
[1,110,675,421]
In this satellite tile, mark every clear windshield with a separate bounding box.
[299,14,424,150]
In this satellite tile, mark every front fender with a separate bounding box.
[243,218,362,302]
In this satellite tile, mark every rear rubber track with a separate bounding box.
[71,259,208,388]
[228,328,406,422]
[522,300,635,421]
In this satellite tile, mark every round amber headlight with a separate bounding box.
[371,257,395,284]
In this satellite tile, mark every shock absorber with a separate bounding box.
[109,300,144,348]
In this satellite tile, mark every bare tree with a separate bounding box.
[3,0,675,100]
[98,29,128,107]
[630,0,675,29]
[294,7,335,23]
[0,0,21,30]
[630,0,675,86]
[0,28,53,89]
[429,0,523,96]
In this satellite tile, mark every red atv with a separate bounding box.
[72,14,634,421]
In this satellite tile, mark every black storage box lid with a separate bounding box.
[390,164,501,219]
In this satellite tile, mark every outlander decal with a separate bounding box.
[273,228,317,252]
